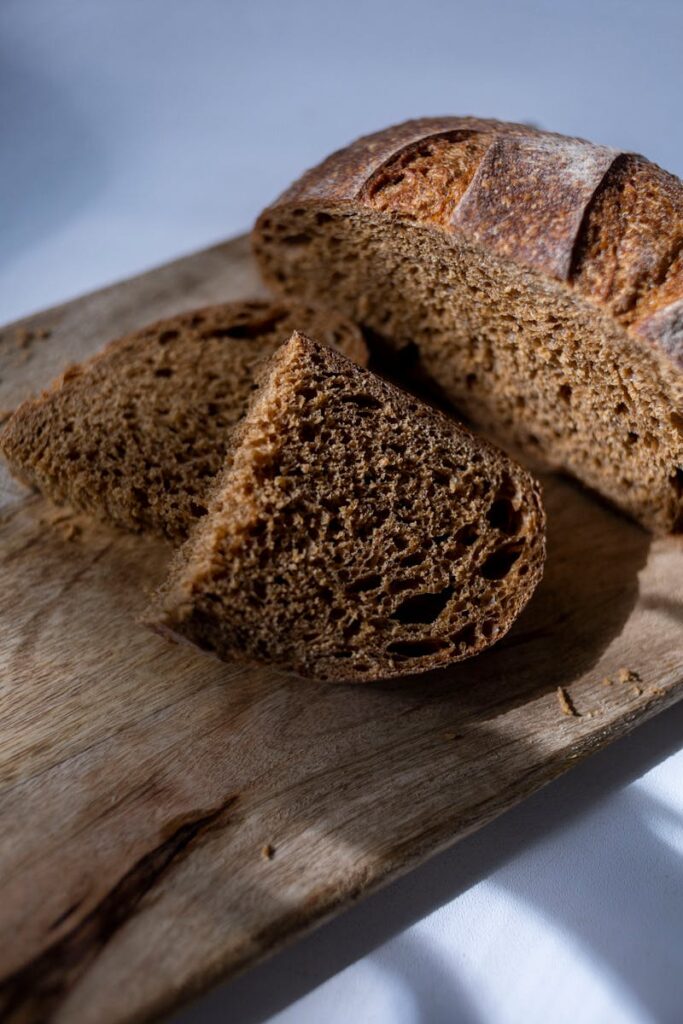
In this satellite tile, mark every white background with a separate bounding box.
[2,2,682,1022]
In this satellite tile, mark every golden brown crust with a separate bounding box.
[570,154,683,348]
[362,130,493,224]
[256,116,683,369]
[452,133,617,281]
[274,116,532,207]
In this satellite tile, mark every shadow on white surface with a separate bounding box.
[173,700,683,1024]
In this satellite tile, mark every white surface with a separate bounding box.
[2,2,682,1022]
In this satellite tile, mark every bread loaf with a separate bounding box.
[0,300,367,541]
[148,332,545,682]
[253,117,683,533]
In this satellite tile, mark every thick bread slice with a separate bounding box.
[0,300,367,541]
[253,117,683,533]
[148,332,545,683]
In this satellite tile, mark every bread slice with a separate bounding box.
[0,300,367,542]
[148,332,545,683]
[253,117,683,533]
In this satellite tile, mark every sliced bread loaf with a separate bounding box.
[0,300,367,541]
[253,117,683,533]
[148,332,545,682]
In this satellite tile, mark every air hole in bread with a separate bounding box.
[487,496,522,534]
[386,638,448,658]
[400,551,425,567]
[451,622,477,646]
[200,315,290,342]
[455,523,478,546]
[388,576,423,594]
[479,543,522,580]
[281,233,312,246]
[132,486,150,509]
[391,586,455,624]
[340,393,382,410]
[480,618,497,639]
[158,330,179,345]
[347,573,382,593]
[344,620,361,640]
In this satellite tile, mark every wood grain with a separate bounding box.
[1,236,682,1024]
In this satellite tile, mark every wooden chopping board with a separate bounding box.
[1,235,682,1024]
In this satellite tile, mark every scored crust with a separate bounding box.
[0,300,367,541]
[254,117,683,533]
[148,332,546,683]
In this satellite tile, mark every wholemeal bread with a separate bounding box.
[253,117,683,533]
[0,300,367,542]
[148,332,545,682]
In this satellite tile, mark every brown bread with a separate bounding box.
[253,117,683,533]
[0,300,367,542]
[148,332,545,683]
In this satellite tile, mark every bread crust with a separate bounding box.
[257,117,683,370]
[451,133,617,280]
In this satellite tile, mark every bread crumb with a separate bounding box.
[600,676,613,687]
[36,327,52,340]
[261,843,276,861]
[618,667,639,684]
[442,730,458,741]
[631,685,643,698]
[557,686,579,717]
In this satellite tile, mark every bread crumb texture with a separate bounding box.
[557,686,579,717]
[149,333,545,683]
[0,301,367,542]
[254,117,683,533]
[617,666,640,684]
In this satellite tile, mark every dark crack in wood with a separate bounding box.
[0,794,239,1024]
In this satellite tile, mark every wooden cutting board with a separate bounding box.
[1,236,682,1024]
